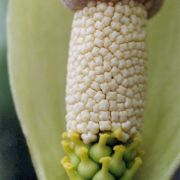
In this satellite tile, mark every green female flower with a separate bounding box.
[61,0,163,179]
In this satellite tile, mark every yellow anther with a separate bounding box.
[61,156,70,165]
[113,145,125,152]
[62,132,68,139]
[70,132,81,143]
[62,162,83,180]
[61,140,80,168]
[61,140,72,154]
[113,128,123,141]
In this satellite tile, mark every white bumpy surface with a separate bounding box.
[66,0,147,144]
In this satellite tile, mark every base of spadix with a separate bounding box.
[61,130,143,180]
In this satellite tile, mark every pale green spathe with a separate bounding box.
[8,0,72,179]
[138,1,180,179]
[8,0,180,179]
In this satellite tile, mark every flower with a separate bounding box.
[7,0,180,179]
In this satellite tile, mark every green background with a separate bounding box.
[0,0,36,179]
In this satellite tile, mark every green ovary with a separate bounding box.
[109,145,126,177]
[77,147,99,179]
[61,130,143,180]
[89,134,112,163]
[93,157,115,180]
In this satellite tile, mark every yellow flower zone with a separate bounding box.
[62,0,147,179]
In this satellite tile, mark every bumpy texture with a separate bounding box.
[61,131,143,180]
[62,0,164,18]
[66,0,147,144]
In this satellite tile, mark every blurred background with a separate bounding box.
[0,0,179,180]
[0,0,37,179]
